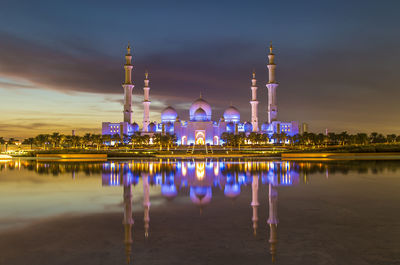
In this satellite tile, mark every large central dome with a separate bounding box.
[190,97,212,121]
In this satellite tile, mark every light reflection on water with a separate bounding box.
[1,159,400,264]
[102,160,293,263]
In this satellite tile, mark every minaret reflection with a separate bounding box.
[99,160,304,263]
[143,173,150,238]
[267,184,279,263]
[251,174,259,236]
[123,184,134,264]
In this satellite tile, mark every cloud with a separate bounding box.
[0,122,70,135]
[0,80,35,89]
[1,31,400,133]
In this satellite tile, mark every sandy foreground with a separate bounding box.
[0,174,399,265]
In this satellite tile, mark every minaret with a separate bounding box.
[123,184,134,264]
[143,173,151,238]
[251,174,259,235]
[250,71,259,131]
[267,184,279,262]
[123,44,134,124]
[266,43,278,124]
[142,71,151,132]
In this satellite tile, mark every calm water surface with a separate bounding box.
[0,159,399,265]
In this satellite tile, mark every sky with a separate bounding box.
[0,0,400,138]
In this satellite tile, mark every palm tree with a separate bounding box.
[356,133,368,145]
[316,133,326,146]
[23,138,35,149]
[129,132,140,149]
[271,133,281,144]
[122,134,130,145]
[166,133,177,151]
[35,134,49,150]
[376,133,386,143]
[112,134,122,147]
[235,133,246,149]
[59,135,67,149]
[0,137,5,152]
[102,134,111,148]
[7,138,16,145]
[327,132,338,145]
[141,135,150,146]
[71,135,82,148]
[291,134,301,146]
[220,132,230,146]
[152,133,163,150]
[248,132,258,145]
[370,132,378,144]
[63,135,73,148]
[91,134,103,150]
[338,131,349,146]
[281,132,288,145]
[259,134,269,145]
[386,134,396,144]
[50,132,62,148]
[82,133,93,148]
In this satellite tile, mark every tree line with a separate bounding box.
[221,131,400,147]
[1,131,400,151]
[0,132,177,151]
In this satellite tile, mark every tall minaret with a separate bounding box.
[123,44,134,124]
[251,174,259,235]
[142,71,151,132]
[266,43,278,124]
[143,173,151,238]
[123,184,134,264]
[250,71,259,132]
[267,184,279,262]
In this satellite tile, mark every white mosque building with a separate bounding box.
[102,43,299,145]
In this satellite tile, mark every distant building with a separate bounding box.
[102,43,300,144]
[301,123,309,134]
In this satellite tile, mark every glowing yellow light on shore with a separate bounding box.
[213,162,219,176]
[196,162,205,180]
[182,163,187,177]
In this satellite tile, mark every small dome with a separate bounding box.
[161,184,178,200]
[244,122,252,132]
[132,122,139,132]
[223,106,240,123]
[190,97,211,121]
[226,122,235,132]
[224,183,241,198]
[190,186,212,205]
[161,106,178,123]
[148,122,156,132]
[193,107,208,121]
[261,122,270,131]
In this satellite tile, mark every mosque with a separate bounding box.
[102,44,300,145]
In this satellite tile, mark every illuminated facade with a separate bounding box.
[102,44,300,144]
[101,160,300,201]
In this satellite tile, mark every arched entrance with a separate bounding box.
[181,136,187,145]
[195,130,205,145]
[213,136,219,145]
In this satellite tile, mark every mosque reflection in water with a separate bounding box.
[4,159,393,263]
[101,160,297,263]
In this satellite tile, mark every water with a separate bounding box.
[0,159,399,265]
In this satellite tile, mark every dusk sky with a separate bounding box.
[1,0,399,138]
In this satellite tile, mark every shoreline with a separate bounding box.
[5,151,400,161]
